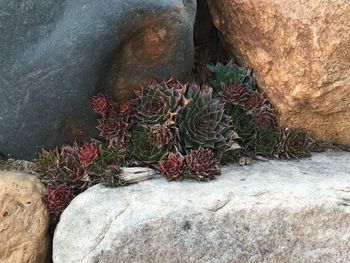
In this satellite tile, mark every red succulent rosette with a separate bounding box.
[115,100,133,115]
[46,184,73,214]
[186,147,220,181]
[79,143,101,167]
[91,94,110,114]
[158,152,185,181]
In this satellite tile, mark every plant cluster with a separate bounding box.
[36,61,311,216]
[206,62,310,163]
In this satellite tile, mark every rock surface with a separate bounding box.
[0,171,49,263]
[53,151,350,263]
[207,0,350,145]
[0,0,196,159]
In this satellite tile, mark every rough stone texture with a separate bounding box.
[53,151,350,263]
[207,0,350,145]
[0,171,49,263]
[0,0,196,159]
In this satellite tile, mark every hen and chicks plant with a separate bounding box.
[37,60,311,216]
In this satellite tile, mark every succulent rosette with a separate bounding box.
[149,124,175,147]
[178,84,232,154]
[46,184,73,214]
[58,143,86,182]
[129,126,169,164]
[158,152,185,181]
[186,147,220,181]
[252,129,279,157]
[79,143,101,167]
[245,90,266,111]
[90,94,110,115]
[92,140,126,170]
[207,61,256,93]
[251,106,276,130]
[135,80,181,125]
[278,128,310,159]
[227,105,256,145]
[36,149,58,174]
[221,82,249,105]
[97,114,130,146]
[115,100,133,115]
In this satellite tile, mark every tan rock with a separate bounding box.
[0,171,49,263]
[207,0,350,144]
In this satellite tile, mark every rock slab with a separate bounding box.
[0,0,196,159]
[207,0,350,145]
[53,151,350,263]
[0,171,49,263]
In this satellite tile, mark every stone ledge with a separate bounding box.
[53,151,350,263]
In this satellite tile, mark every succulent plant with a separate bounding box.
[135,80,182,125]
[227,105,256,144]
[245,90,266,111]
[79,143,101,167]
[178,83,232,154]
[91,94,111,115]
[278,128,311,159]
[91,165,124,187]
[251,106,276,130]
[149,124,176,148]
[97,114,130,146]
[128,126,169,164]
[59,143,85,179]
[46,183,74,214]
[92,140,126,170]
[252,129,279,157]
[221,82,249,105]
[114,100,133,115]
[186,147,220,181]
[36,149,58,174]
[36,59,314,223]
[207,60,256,93]
[158,152,185,181]
[113,100,134,123]
[216,133,242,164]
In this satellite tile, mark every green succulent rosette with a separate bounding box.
[178,84,232,154]
[227,105,256,145]
[135,82,181,125]
[252,129,279,157]
[92,141,126,169]
[207,60,256,93]
[128,126,169,164]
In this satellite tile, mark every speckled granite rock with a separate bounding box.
[53,151,350,263]
[207,0,350,145]
[0,0,196,159]
[0,171,49,263]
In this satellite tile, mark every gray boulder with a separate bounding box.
[53,151,350,263]
[0,0,196,159]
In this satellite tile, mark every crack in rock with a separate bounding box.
[83,204,129,262]
[206,196,232,212]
